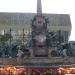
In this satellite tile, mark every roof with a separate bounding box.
[0,13,71,30]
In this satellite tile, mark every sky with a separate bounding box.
[0,0,75,41]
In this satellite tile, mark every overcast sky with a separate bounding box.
[0,0,75,41]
